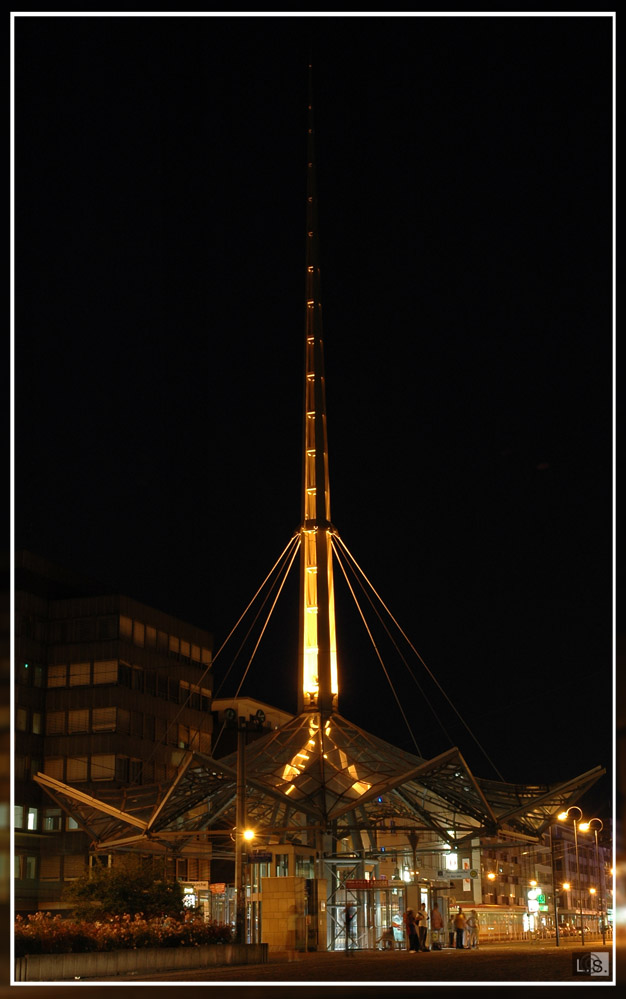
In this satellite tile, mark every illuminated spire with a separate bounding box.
[298,64,338,715]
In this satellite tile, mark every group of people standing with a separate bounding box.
[400,904,480,952]
[450,907,480,949]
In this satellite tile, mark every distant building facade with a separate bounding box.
[14,550,213,914]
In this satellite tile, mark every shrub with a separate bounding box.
[62,856,185,920]
[15,912,233,957]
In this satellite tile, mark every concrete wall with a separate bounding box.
[14,943,268,982]
[261,876,307,952]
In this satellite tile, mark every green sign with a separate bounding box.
[537,894,546,904]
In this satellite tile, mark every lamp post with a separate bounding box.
[549,824,560,946]
[558,806,584,946]
[225,709,257,945]
[581,818,605,945]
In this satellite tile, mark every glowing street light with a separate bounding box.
[558,807,584,945]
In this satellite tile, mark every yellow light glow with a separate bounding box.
[487,873,496,880]
[579,822,590,832]
[557,812,568,821]
[589,887,596,894]
[530,880,537,886]
[562,882,570,891]
[243,829,255,842]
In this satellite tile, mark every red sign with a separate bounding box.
[210,883,226,894]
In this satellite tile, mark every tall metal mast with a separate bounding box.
[298,64,338,716]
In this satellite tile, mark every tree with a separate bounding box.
[62,855,184,920]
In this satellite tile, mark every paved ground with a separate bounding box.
[93,940,619,988]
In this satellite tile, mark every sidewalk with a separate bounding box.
[90,941,618,985]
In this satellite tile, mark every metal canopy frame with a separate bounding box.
[34,709,605,858]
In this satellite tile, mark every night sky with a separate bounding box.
[14,15,613,812]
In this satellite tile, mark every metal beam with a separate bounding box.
[34,773,148,830]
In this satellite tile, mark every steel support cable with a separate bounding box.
[331,534,456,750]
[211,533,301,701]
[331,539,422,757]
[127,533,301,785]
[233,534,302,699]
[333,533,505,782]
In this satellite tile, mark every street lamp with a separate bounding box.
[558,807,584,946]
[580,818,605,945]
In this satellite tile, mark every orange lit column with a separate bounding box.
[298,67,338,715]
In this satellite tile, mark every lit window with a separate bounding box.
[91,755,115,781]
[43,808,62,831]
[69,662,90,687]
[68,709,89,733]
[93,660,118,684]
[92,707,116,732]
[47,665,66,688]
[66,757,88,782]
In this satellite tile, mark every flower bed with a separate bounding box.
[15,911,233,957]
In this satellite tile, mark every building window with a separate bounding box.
[180,640,190,662]
[169,635,180,658]
[176,859,188,880]
[48,665,66,688]
[97,615,118,640]
[116,757,129,782]
[22,856,38,880]
[63,855,87,880]
[26,808,39,831]
[14,806,24,829]
[68,709,89,733]
[91,755,115,781]
[146,625,156,648]
[129,760,142,783]
[32,712,42,734]
[44,758,64,780]
[66,757,88,782]
[67,816,80,831]
[69,662,90,686]
[75,618,95,642]
[46,712,65,735]
[120,615,133,639]
[133,620,145,648]
[118,663,132,687]
[295,854,314,878]
[16,708,27,731]
[43,808,63,831]
[40,855,61,880]
[93,660,118,684]
[92,707,116,732]
[275,854,289,877]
